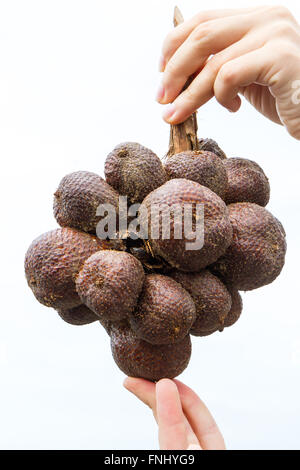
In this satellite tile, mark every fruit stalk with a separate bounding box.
[166,7,199,158]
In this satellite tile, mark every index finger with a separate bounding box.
[161,6,266,70]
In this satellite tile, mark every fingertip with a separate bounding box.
[156,82,165,103]
[124,377,156,395]
[163,111,190,125]
[156,378,175,388]
[162,103,177,123]
[227,96,242,113]
[173,379,191,396]
[162,100,198,124]
[158,55,166,73]
[123,376,134,391]
[123,376,145,391]
[156,378,178,397]
[173,378,184,389]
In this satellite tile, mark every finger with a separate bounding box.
[160,6,266,70]
[213,41,290,114]
[241,84,281,124]
[123,377,157,420]
[214,46,275,113]
[174,380,225,450]
[159,14,257,104]
[156,379,189,450]
[124,377,201,449]
[162,35,264,123]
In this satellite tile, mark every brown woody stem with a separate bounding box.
[166,7,199,158]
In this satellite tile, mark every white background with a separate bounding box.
[0,0,299,450]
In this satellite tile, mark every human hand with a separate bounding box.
[123,377,225,450]
[157,5,300,139]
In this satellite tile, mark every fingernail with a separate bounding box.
[162,103,176,122]
[156,83,165,103]
[158,55,166,72]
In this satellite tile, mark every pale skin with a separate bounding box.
[123,378,225,450]
[156,5,300,140]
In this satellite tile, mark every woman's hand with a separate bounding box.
[157,5,300,139]
[124,377,225,450]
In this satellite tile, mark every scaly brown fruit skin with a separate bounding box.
[139,179,233,272]
[164,150,228,199]
[98,318,113,335]
[224,285,243,328]
[24,228,124,310]
[198,138,227,160]
[110,322,192,381]
[76,250,145,322]
[104,142,167,204]
[169,270,232,337]
[129,274,196,345]
[57,304,99,326]
[53,171,119,233]
[224,158,270,207]
[211,203,287,291]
